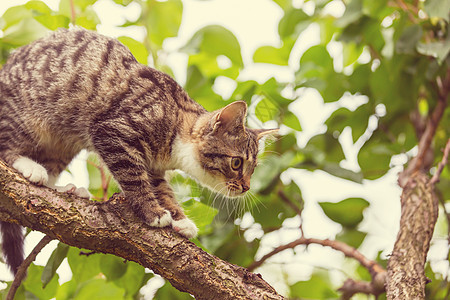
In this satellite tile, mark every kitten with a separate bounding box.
[0,28,276,274]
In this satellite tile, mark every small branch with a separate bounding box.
[247,237,384,276]
[277,190,304,236]
[429,138,450,186]
[69,0,76,25]
[6,235,53,300]
[338,278,376,299]
[401,69,450,186]
[248,237,386,298]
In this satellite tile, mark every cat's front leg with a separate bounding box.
[127,190,173,227]
[152,177,198,238]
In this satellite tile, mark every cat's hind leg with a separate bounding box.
[11,157,90,198]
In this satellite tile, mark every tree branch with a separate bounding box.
[0,160,285,300]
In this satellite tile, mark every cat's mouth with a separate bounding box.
[226,181,249,197]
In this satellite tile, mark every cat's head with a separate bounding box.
[194,101,277,197]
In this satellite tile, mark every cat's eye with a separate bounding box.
[231,157,243,170]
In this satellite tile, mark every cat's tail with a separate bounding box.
[0,221,24,274]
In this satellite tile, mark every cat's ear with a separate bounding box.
[251,128,279,140]
[212,101,247,133]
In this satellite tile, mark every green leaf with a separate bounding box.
[25,1,52,14]
[362,0,388,17]
[2,18,49,46]
[290,272,339,298]
[213,228,260,266]
[253,39,295,66]
[23,264,59,300]
[184,65,224,110]
[299,45,333,77]
[155,280,192,299]
[34,15,70,30]
[278,8,310,39]
[59,0,100,29]
[231,80,259,103]
[260,77,292,106]
[335,0,363,28]
[343,42,363,66]
[182,199,218,235]
[336,228,367,248]
[319,198,369,228]
[74,7,100,30]
[424,0,450,21]
[113,0,133,6]
[326,103,372,143]
[100,254,128,281]
[118,36,148,65]
[87,153,120,200]
[417,40,450,64]
[304,132,345,164]
[255,97,279,123]
[271,0,290,10]
[0,5,32,31]
[321,163,364,183]
[348,63,371,94]
[55,280,78,299]
[182,25,243,68]
[283,111,302,131]
[42,243,70,288]
[358,139,392,179]
[67,247,101,282]
[73,0,98,10]
[396,24,422,54]
[145,0,183,47]
[251,152,294,193]
[112,261,147,297]
[73,279,125,300]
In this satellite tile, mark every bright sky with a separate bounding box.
[1,0,446,297]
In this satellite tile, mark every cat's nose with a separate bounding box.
[241,183,250,193]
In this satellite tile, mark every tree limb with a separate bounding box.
[0,160,285,300]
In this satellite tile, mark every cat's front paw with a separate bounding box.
[12,157,48,185]
[148,210,172,227]
[172,218,198,238]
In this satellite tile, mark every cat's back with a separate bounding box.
[0,28,137,107]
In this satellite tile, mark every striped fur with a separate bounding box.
[0,28,276,273]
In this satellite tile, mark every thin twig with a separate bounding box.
[69,0,76,25]
[247,237,384,276]
[338,278,375,299]
[429,139,450,186]
[6,235,53,300]
[277,190,305,236]
[401,69,450,186]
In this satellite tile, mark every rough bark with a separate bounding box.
[386,171,439,299]
[0,160,285,300]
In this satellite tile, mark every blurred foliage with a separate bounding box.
[0,0,449,299]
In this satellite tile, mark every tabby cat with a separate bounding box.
[0,28,276,274]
